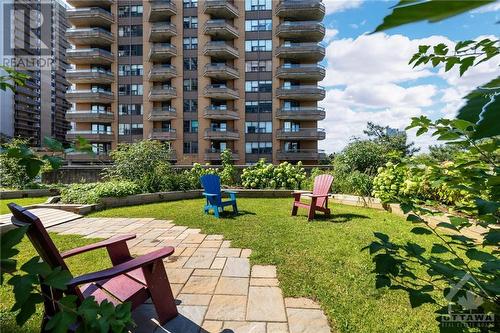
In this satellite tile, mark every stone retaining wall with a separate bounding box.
[0,189,60,199]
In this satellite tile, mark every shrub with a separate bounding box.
[61,181,140,204]
[241,160,306,189]
[220,149,236,185]
[0,139,40,189]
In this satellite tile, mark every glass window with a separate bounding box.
[118,104,143,115]
[245,80,272,92]
[245,40,272,52]
[118,25,142,37]
[183,57,198,70]
[245,60,272,72]
[245,19,272,31]
[245,142,272,154]
[183,120,199,133]
[183,141,198,154]
[183,16,198,29]
[245,122,272,133]
[183,0,198,8]
[245,101,272,113]
[183,79,198,91]
[183,37,198,50]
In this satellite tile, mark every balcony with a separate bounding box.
[66,28,113,46]
[276,0,325,20]
[65,152,112,163]
[65,69,114,84]
[67,7,114,27]
[276,128,326,140]
[149,86,177,101]
[66,48,114,65]
[150,23,177,42]
[204,20,239,40]
[204,63,239,80]
[276,149,326,161]
[204,128,239,140]
[203,106,240,120]
[276,107,326,121]
[149,128,177,141]
[67,0,113,8]
[276,85,325,101]
[66,89,113,103]
[66,131,113,142]
[276,64,325,81]
[204,41,239,60]
[204,0,239,18]
[66,111,114,122]
[149,43,177,61]
[149,1,177,22]
[148,107,177,121]
[205,149,239,161]
[204,84,239,100]
[276,21,325,42]
[149,65,177,81]
[276,43,325,62]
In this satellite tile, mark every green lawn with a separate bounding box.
[0,197,49,214]
[90,198,439,333]
[0,234,110,333]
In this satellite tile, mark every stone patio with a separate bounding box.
[47,217,331,333]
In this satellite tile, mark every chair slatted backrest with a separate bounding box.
[200,174,222,205]
[312,174,334,207]
[7,203,83,313]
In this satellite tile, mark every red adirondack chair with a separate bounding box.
[291,174,334,221]
[8,203,178,329]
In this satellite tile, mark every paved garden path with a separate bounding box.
[48,217,332,333]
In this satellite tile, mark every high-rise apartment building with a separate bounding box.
[65,0,326,164]
[0,0,71,146]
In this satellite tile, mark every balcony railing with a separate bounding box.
[149,0,177,21]
[66,48,114,64]
[205,149,239,161]
[65,152,112,163]
[204,20,239,40]
[67,0,114,8]
[66,27,113,46]
[67,7,114,27]
[204,128,240,140]
[276,128,326,140]
[276,149,326,161]
[149,86,177,101]
[204,41,239,59]
[276,64,325,81]
[204,0,239,18]
[204,84,239,100]
[66,110,114,122]
[276,107,326,121]
[150,22,177,42]
[276,42,325,61]
[276,21,325,42]
[203,106,240,120]
[148,107,177,121]
[66,130,113,142]
[276,0,325,20]
[276,85,326,101]
[66,89,113,103]
[149,65,177,81]
[204,63,239,80]
[149,128,177,141]
[149,43,177,61]
[66,69,114,83]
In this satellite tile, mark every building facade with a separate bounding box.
[0,0,71,146]
[65,0,326,164]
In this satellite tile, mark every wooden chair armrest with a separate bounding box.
[61,234,136,259]
[67,246,175,288]
[308,194,329,198]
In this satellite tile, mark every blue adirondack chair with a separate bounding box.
[200,174,238,218]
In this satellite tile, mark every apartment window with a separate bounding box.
[92,143,111,155]
[91,123,111,134]
[118,104,143,115]
[118,45,143,56]
[183,141,198,154]
[245,60,272,72]
[245,80,272,92]
[183,79,198,91]
[183,0,197,7]
[183,16,198,29]
[245,40,272,52]
[245,19,272,31]
[183,57,198,71]
[183,37,198,50]
[118,5,143,17]
[245,0,272,11]
[245,101,272,113]
[245,121,272,133]
[283,100,300,110]
[246,142,272,154]
[119,25,142,37]
[118,84,143,96]
[284,121,301,132]
[90,104,109,113]
[183,99,198,112]
[118,64,143,76]
[119,123,143,135]
[183,120,199,133]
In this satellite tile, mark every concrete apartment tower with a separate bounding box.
[65,0,326,164]
[0,0,71,146]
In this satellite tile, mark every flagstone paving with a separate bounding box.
[47,217,332,333]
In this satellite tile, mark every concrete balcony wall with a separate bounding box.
[203,107,240,120]
[149,23,177,42]
[149,86,177,101]
[66,90,114,103]
[149,43,177,61]
[204,0,239,19]
[66,69,114,84]
[67,0,113,8]
[275,64,325,81]
[66,131,113,142]
[276,0,325,20]
[276,149,326,161]
[204,42,239,59]
[205,149,239,161]
[204,63,240,80]
[148,107,177,121]
[66,111,114,122]
[67,7,114,27]
[204,20,239,40]
[148,0,177,21]
[276,21,325,42]
[276,107,326,121]
[149,128,177,140]
[276,85,325,101]
[149,65,177,81]
[275,43,325,62]
[204,85,239,100]
[276,128,326,140]
[66,27,113,46]
[204,128,240,140]
[66,48,114,65]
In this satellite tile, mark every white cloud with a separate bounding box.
[471,3,500,13]
[324,29,339,43]
[325,0,364,14]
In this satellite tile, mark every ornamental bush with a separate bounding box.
[61,180,140,204]
[241,159,306,189]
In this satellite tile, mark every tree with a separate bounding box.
[363,122,419,156]
[0,65,29,92]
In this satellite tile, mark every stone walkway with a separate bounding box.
[48,217,331,333]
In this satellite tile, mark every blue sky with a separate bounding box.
[318,0,500,153]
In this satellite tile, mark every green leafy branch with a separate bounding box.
[0,65,30,92]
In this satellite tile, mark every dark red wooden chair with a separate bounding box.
[8,203,178,329]
[291,174,334,221]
